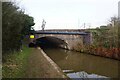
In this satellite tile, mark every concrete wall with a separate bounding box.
[83,32,93,45]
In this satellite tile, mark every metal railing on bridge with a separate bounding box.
[32,31,89,35]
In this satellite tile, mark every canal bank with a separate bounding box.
[25,47,67,78]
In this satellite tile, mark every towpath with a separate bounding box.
[24,48,67,78]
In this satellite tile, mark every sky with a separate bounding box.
[16,0,119,30]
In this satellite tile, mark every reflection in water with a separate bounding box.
[65,71,107,78]
[43,48,119,78]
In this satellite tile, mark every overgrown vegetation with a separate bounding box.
[92,17,119,48]
[76,17,120,60]
[2,2,35,55]
[2,46,32,78]
[2,1,35,78]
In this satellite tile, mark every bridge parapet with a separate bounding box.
[36,29,89,33]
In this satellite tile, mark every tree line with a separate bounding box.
[2,2,35,54]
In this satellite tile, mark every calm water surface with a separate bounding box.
[42,48,119,78]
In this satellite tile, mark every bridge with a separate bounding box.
[29,29,92,50]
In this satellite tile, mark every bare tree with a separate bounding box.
[41,19,46,31]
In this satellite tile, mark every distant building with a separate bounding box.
[118,1,120,18]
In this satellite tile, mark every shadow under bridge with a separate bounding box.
[35,36,68,49]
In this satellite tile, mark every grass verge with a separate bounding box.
[2,46,32,78]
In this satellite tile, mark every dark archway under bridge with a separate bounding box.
[35,36,68,49]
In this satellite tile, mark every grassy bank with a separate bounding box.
[2,46,32,78]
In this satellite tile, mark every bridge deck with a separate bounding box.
[34,31,88,35]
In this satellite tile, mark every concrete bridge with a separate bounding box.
[29,29,92,50]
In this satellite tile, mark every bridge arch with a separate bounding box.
[35,36,68,49]
[29,30,92,49]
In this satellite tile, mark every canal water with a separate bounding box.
[42,47,119,78]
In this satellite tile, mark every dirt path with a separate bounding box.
[24,48,67,78]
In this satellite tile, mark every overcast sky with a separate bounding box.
[17,0,119,30]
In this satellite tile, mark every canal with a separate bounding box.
[41,47,119,78]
